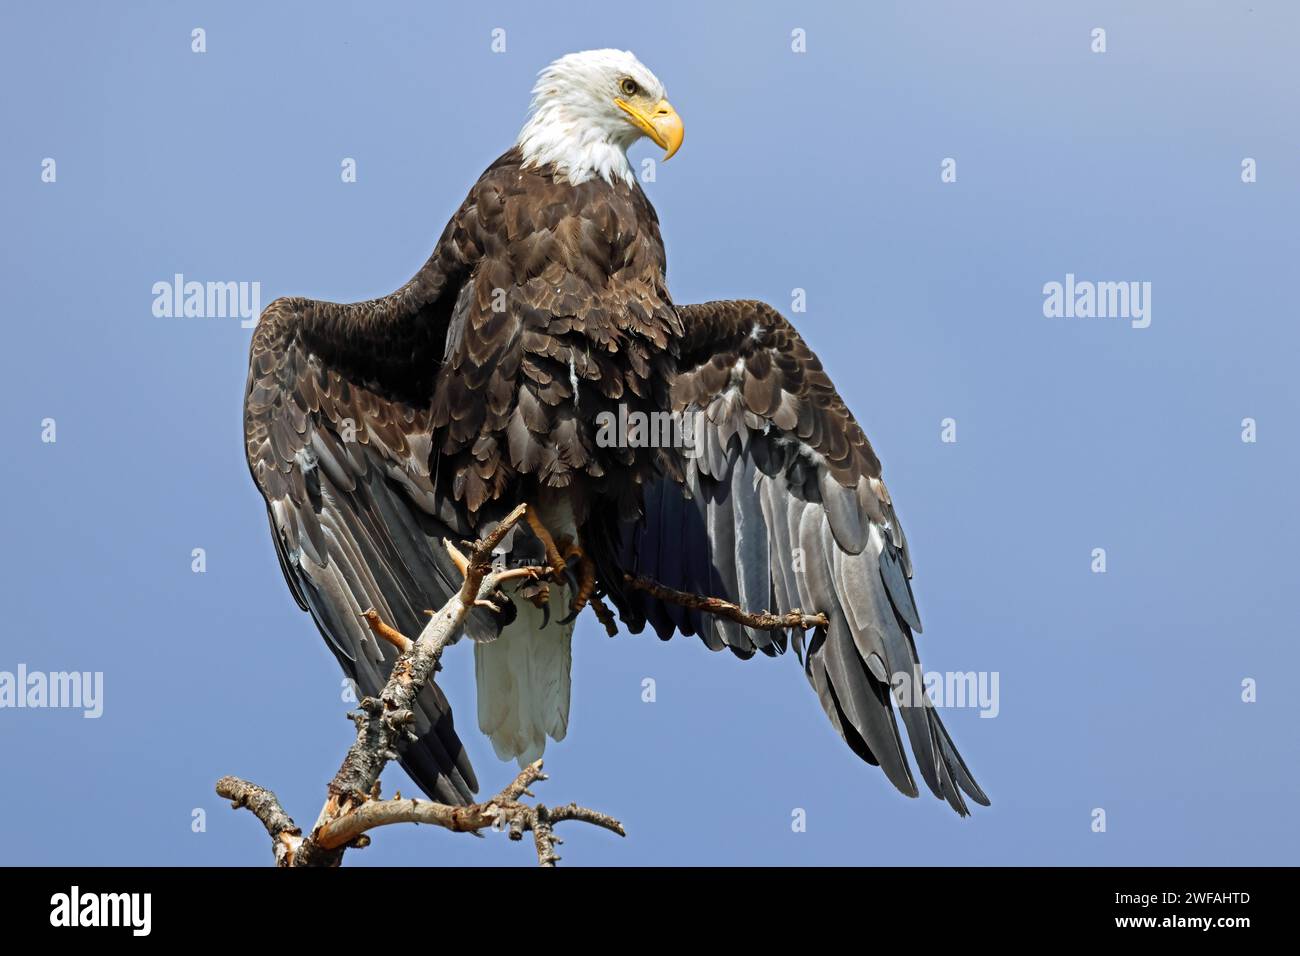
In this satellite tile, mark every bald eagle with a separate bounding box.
[244,50,988,815]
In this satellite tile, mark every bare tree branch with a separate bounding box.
[361,609,412,654]
[311,759,625,865]
[624,573,830,631]
[215,776,303,866]
[589,593,620,637]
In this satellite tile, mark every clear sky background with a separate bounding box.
[2,1,1297,866]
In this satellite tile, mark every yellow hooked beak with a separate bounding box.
[614,97,684,161]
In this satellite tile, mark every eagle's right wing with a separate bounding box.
[243,239,492,804]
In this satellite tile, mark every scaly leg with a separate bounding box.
[523,505,596,619]
[525,505,569,584]
[557,539,596,622]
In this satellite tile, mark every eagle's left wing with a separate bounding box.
[602,300,989,814]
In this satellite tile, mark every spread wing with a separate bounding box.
[606,300,989,814]
[243,235,493,804]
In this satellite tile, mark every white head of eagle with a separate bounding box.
[517,49,684,188]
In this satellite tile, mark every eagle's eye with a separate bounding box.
[619,77,639,97]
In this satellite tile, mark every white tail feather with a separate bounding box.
[475,591,575,766]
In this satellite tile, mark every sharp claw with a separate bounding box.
[540,600,551,628]
[522,504,595,623]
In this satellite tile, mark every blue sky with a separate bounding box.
[1,0,1297,865]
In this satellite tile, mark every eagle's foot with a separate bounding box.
[524,505,569,584]
[521,506,595,620]
[520,582,550,610]
[556,542,596,624]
